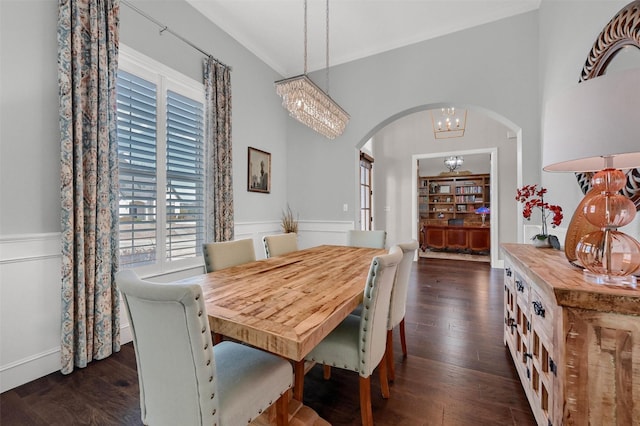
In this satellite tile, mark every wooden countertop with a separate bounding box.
[501,243,640,316]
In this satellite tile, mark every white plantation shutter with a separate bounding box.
[165,90,204,261]
[117,70,158,267]
[116,47,206,271]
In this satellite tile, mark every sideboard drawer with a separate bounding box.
[530,287,554,343]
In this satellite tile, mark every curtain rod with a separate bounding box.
[120,0,232,70]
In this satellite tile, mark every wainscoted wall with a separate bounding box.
[0,233,63,393]
[0,220,353,392]
[523,224,567,249]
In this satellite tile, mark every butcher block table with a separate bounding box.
[175,244,386,404]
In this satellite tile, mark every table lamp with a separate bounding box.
[476,206,490,226]
[542,68,640,287]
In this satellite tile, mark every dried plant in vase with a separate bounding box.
[516,184,564,248]
[281,204,299,234]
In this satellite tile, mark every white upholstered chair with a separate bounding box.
[345,240,418,384]
[262,233,298,258]
[202,238,256,273]
[346,230,386,249]
[116,270,292,426]
[304,246,402,426]
[384,240,419,381]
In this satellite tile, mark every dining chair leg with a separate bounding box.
[359,376,373,426]
[212,332,223,345]
[378,351,390,399]
[386,329,395,382]
[400,318,407,357]
[275,391,289,426]
[294,360,305,402]
[323,364,332,380]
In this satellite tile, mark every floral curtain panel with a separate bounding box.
[58,0,121,374]
[204,58,234,242]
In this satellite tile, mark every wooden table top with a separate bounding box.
[501,243,640,315]
[175,244,386,361]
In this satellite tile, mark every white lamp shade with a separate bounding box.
[542,68,640,172]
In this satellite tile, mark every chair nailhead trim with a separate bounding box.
[209,376,213,382]
[198,310,203,316]
[211,393,215,399]
[207,359,211,366]
[195,295,200,300]
[204,343,209,350]
[201,327,206,333]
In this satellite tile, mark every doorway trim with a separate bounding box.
[412,147,499,268]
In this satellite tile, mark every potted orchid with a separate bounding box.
[515,184,563,248]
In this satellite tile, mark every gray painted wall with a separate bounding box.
[0,0,291,236]
[285,10,539,249]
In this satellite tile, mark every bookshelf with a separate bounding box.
[418,173,490,225]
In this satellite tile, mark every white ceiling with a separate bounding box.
[186,0,542,76]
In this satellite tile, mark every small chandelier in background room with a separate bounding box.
[275,0,349,139]
[431,107,467,139]
[444,155,464,172]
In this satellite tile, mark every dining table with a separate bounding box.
[174,244,386,402]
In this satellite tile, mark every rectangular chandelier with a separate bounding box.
[275,74,350,140]
[430,107,467,139]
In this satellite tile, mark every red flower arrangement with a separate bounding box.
[515,184,563,240]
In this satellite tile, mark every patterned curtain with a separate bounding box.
[204,58,234,242]
[58,0,120,374]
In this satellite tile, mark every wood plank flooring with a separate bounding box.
[0,258,535,425]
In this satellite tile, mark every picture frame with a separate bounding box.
[247,147,271,193]
[439,185,451,194]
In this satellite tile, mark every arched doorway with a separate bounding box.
[355,104,522,269]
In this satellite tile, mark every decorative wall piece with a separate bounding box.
[564,0,640,266]
[247,147,271,193]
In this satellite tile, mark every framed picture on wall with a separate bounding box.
[247,147,271,193]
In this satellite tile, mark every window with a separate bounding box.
[117,47,205,272]
[359,152,374,230]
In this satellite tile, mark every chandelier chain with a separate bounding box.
[274,0,349,139]
[326,0,330,94]
[304,0,308,74]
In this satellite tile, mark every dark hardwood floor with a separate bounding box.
[1,258,536,426]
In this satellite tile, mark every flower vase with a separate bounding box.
[532,235,551,248]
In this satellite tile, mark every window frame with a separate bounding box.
[359,152,374,231]
[118,45,206,277]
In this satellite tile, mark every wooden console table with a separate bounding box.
[422,224,489,253]
[501,243,639,426]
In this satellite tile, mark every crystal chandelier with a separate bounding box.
[275,0,349,139]
[444,155,464,172]
[431,107,467,139]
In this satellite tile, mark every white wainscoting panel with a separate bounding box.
[0,221,355,391]
[0,233,62,392]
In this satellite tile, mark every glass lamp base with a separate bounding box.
[582,269,637,288]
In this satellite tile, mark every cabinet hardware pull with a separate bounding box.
[516,280,524,292]
[505,316,517,330]
[506,267,512,277]
[533,301,545,317]
[524,352,533,359]
[549,358,557,376]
